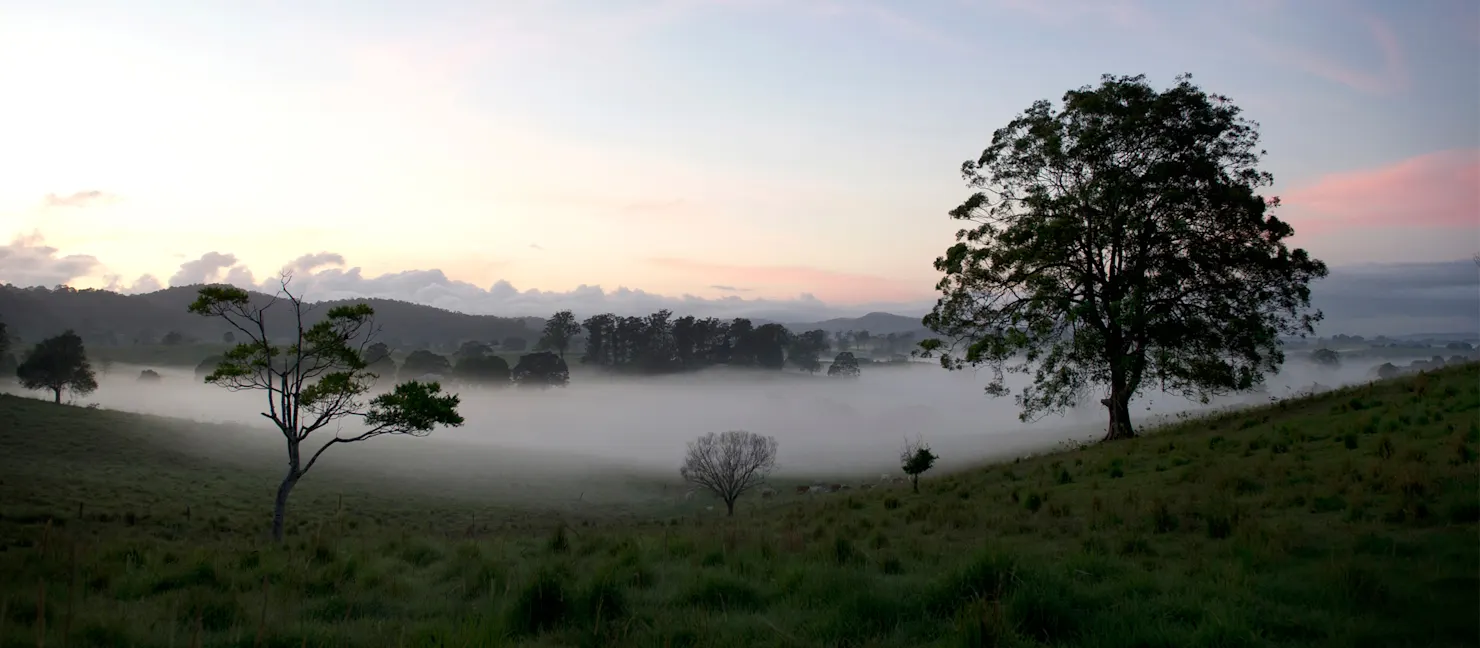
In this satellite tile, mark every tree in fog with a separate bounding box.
[512,351,569,387]
[1310,348,1340,369]
[680,430,779,516]
[788,329,830,373]
[456,353,512,385]
[828,351,861,378]
[189,278,463,542]
[223,331,235,344]
[0,316,8,358]
[456,340,494,362]
[900,436,937,494]
[161,330,186,346]
[17,330,98,404]
[502,336,528,352]
[138,369,162,382]
[400,349,452,379]
[0,318,13,380]
[537,310,582,361]
[195,355,224,380]
[919,74,1328,442]
[365,342,396,378]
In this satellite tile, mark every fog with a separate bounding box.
[5,358,1385,493]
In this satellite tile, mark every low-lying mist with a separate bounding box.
[5,358,1380,488]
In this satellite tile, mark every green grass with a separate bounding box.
[1,365,1477,647]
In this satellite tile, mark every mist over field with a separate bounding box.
[3,357,1381,486]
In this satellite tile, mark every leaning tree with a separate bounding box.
[189,277,464,541]
[680,430,778,516]
[918,74,1328,441]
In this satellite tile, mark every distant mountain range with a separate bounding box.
[0,284,932,351]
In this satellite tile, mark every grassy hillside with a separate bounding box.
[0,366,1476,647]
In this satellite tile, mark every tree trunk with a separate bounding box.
[52,388,61,404]
[724,498,735,517]
[271,472,299,542]
[1101,393,1135,441]
[911,475,920,494]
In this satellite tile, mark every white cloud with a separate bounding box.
[0,231,103,287]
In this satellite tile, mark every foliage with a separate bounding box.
[580,312,812,375]
[16,329,98,403]
[827,352,862,378]
[400,349,453,380]
[680,430,779,516]
[456,354,512,385]
[512,351,570,388]
[919,74,1328,441]
[187,278,464,541]
[537,310,583,360]
[788,329,831,373]
[1312,348,1341,368]
[900,436,938,493]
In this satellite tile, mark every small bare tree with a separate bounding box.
[189,276,464,542]
[680,430,778,516]
[900,435,938,494]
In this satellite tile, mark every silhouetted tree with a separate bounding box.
[1310,348,1340,368]
[456,340,493,362]
[919,74,1328,442]
[138,369,162,382]
[162,330,186,346]
[502,336,528,352]
[752,323,791,370]
[0,317,8,358]
[512,351,570,387]
[788,329,830,373]
[189,278,463,542]
[456,354,512,385]
[400,349,452,379]
[900,436,937,494]
[828,351,861,378]
[537,310,582,361]
[222,331,235,344]
[680,430,779,516]
[17,330,98,404]
[0,353,15,380]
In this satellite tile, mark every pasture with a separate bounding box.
[0,364,1476,647]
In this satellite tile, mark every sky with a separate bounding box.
[0,0,1477,324]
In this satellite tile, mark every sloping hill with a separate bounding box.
[0,365,1475,646]
[790,311,930,336]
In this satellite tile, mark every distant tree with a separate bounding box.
[161,330,186,346]
[400,349,452,379]
[188,278,463,542]
[536,310,583,361]
[751,323,791,370]
[0,317,8,359]
[502,336,528,352]
[512,351,570,387]
[0,353,15,380]
[138,369,162,382]
[1447,341,1473,351]
[195,355,224,380]
[1375,363,1400,380]
[680,430,779,516]
[456,340,494,362]
[918,74,1328,442]
[788,329,830,373]
[365,342,396,379]
[900,436,938,494]
[456,354,512,385]
[827,351,861,378]
[1310,348,1341,368]
[222,331,235,344]
[854,330,871,350]
[16,330,98,404]
[834,330,852,351]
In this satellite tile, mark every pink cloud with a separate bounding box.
[647,258,931,303]
[1282,148,1480,235]
[1260,12,1407,94]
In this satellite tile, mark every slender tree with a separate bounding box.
[16,330,98,403]
[919,74,1327,441]
[680,430,779,516]
[188,276,463,542]
[538,310,583,361]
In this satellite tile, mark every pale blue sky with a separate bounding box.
[0,0,1476,320]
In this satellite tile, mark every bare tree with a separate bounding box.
[680,430,778,516]
[188,275,464,542]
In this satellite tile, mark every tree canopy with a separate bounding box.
[537,310,582,360]
[17,329,98,404]
[512,351,570,388]
[828,351,862,378]
[919,74,1328,441]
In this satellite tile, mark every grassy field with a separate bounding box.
[0,365,1476,647]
